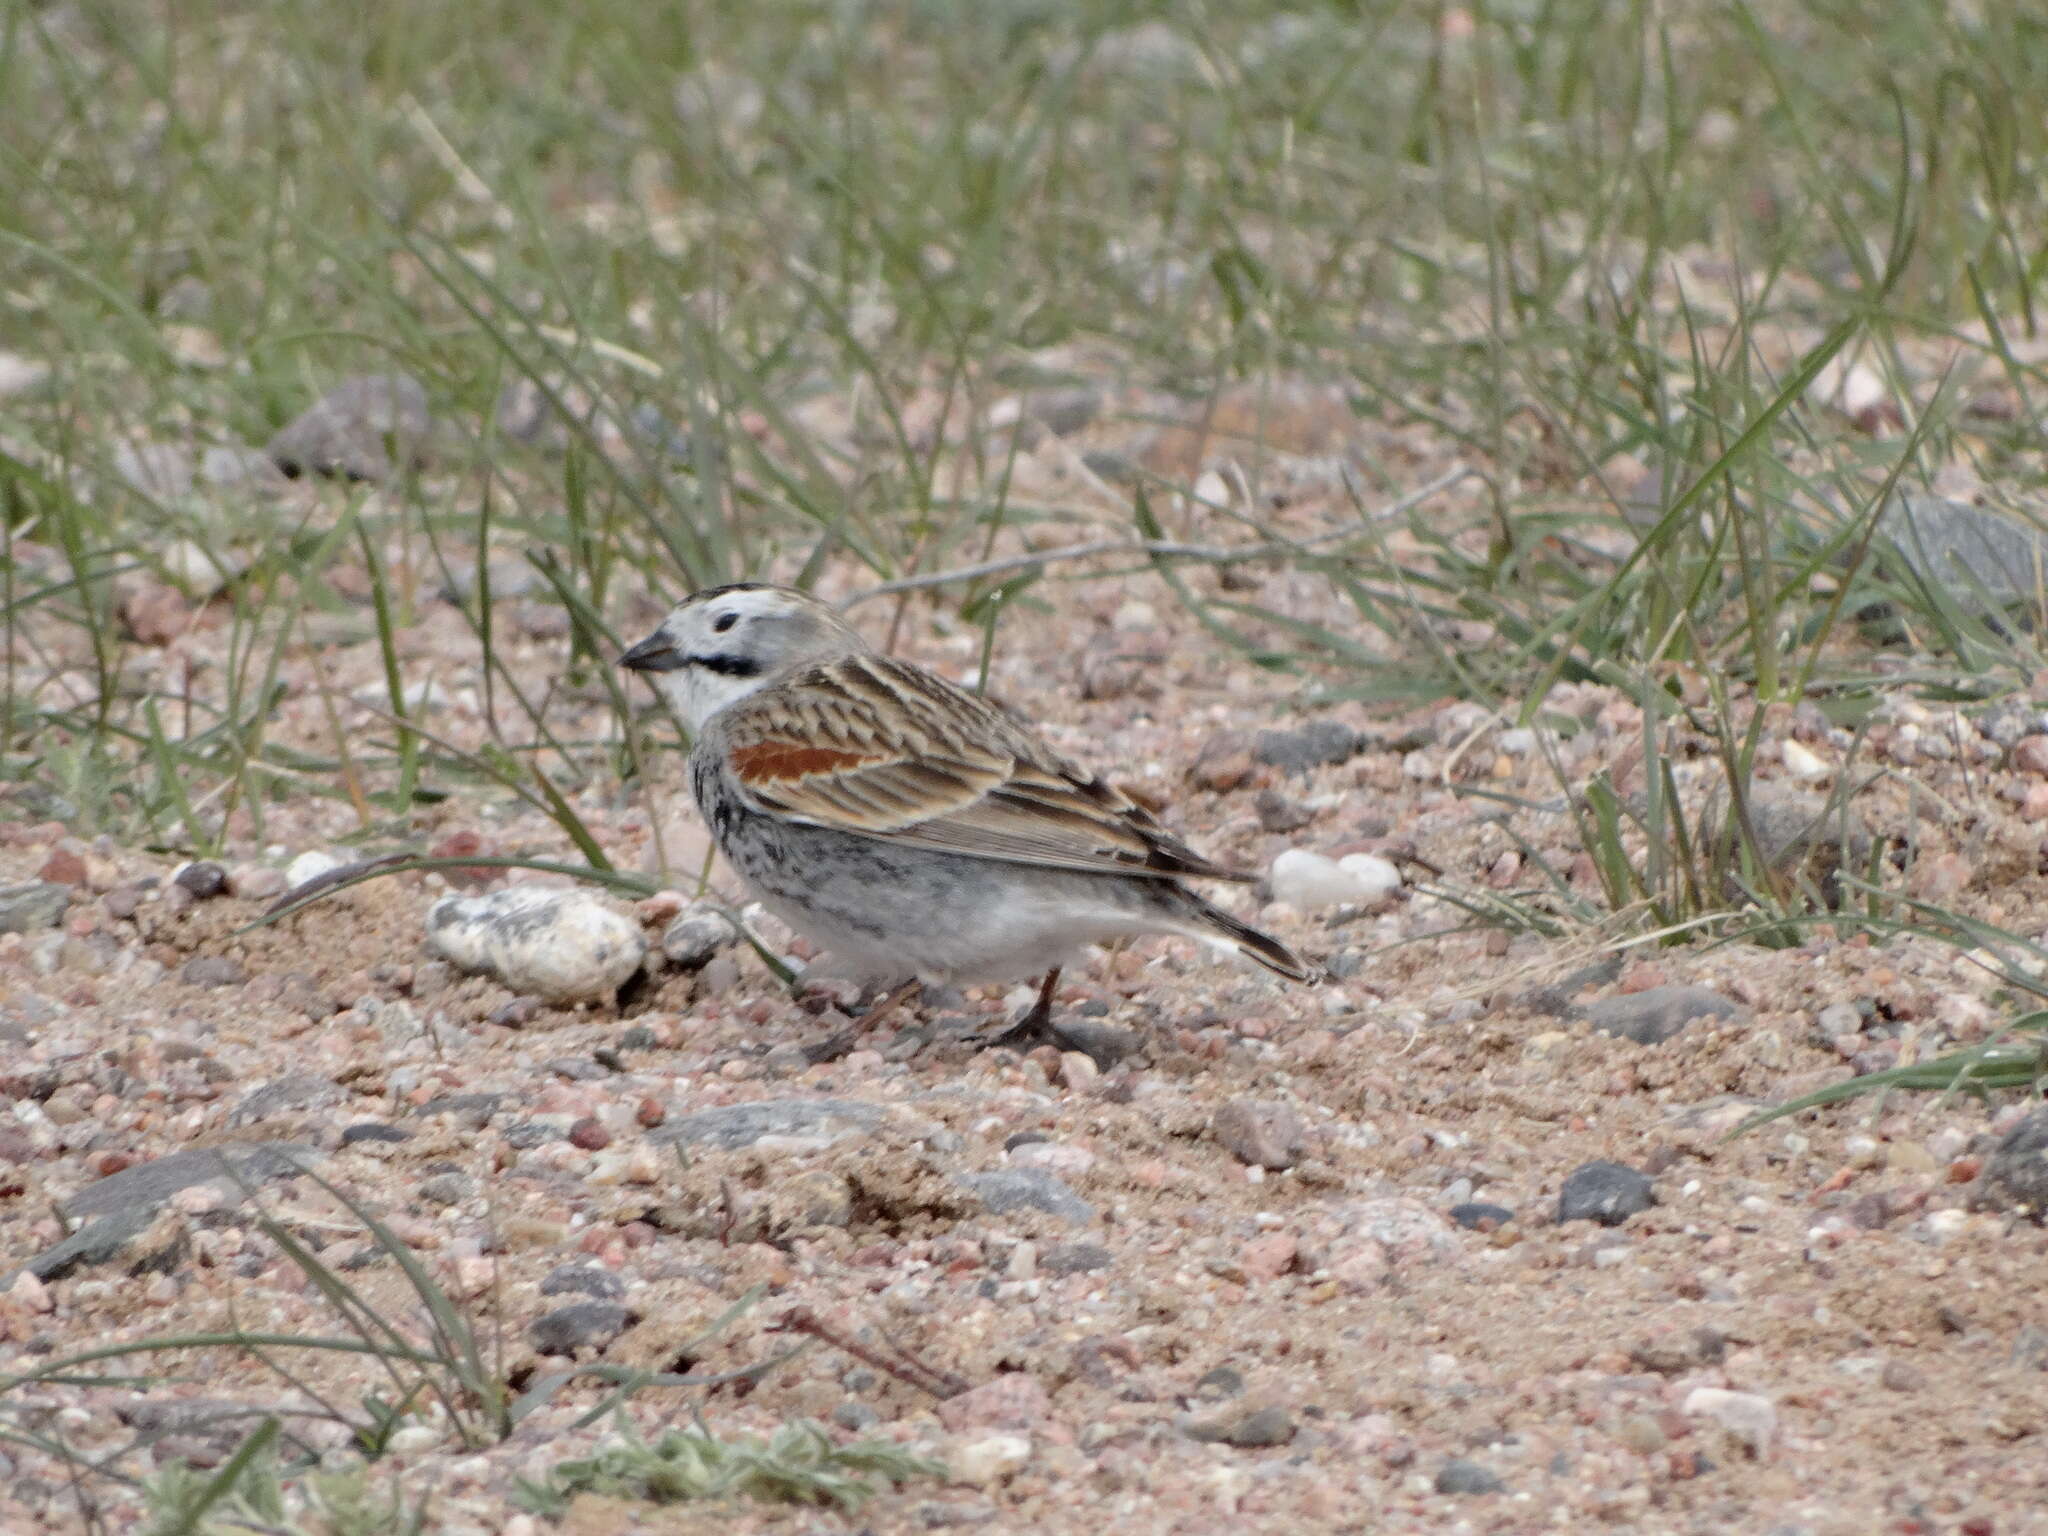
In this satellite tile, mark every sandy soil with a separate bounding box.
[4,376,2048,1536]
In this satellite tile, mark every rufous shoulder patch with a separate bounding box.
[732,740,880,783]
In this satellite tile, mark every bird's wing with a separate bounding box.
[715,653,1248,881]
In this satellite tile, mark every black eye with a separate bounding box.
[712,612,738,634]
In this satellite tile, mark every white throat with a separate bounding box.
[659,666,774,736]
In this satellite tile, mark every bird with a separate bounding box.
[618,582,1318,1046]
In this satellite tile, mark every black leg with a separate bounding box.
[982,968,1070,1052]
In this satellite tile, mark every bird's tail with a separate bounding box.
[1180,892,1323,984]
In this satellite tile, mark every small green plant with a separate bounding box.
[513,1415,941,1518]
[141,1420,428,1536]
[1,1164,791,1524]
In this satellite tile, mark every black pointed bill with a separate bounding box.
[618,632,689,672]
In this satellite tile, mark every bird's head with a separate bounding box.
[617,583,868,731]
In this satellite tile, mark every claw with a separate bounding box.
[980,969,1075,1053]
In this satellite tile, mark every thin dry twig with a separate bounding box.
[769,1308,969,1399]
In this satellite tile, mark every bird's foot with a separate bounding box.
[979,970,1074,1053]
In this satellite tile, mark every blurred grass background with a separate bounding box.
[3,0,2047,875]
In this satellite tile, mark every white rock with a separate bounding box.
[426,887,645,1003]
[384,1423,443,1454]
[284,850,347,890]
[1927,1126,1970,1164]
[1191,468,1233,508]
[1781,739,1827,780]
[1336,853,1404,902]
[227,864,289,901]
[950,1432,1033,1487]
[1682,1387,1776,1456]
[1270,850,1366,909]
[1918,1207,1971,1243]
[160,538,251,597]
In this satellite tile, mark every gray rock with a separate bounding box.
[1582,985,1742,1046]
[65,1143,317,1223]
[0,883,68,935]
[111,440,196,500]
[1040,1241,1112,1275]
[1520,957,1622,1017]
[24,1209,157,1282]
[1691,784,1863,906]
[1225,1406,1296,1448]
[1186,1405,1295,1447]
[540,1264,627,1301]
[1977,700,2038,749]
[426,887,645,1004]
[1979,1108,2048,1220]
[955,1169,1095,1226]
[340,1123,410,1146]
[23,1143,318,1281]
[1435,1458,1507,1495]
[266,373,430,482]
[648,1097,883,1151]
[417,1170,475,1206]
[229,1074,343,1127]
[1448,1202,1515,1231]
[413,1093,507,1127]
[180,955,247,988]
[1558,1161,1655,1226]
[660,905,739,970]
[1252,787,1315,833]
[528,1301,633,1357]
[1213,1099,1307,1171]
[1873,492,2048,610]
[501,1121,562,1149]
[1253,721,1363,772]
[1021,386,1103,438]
[1081,450,1140,483]
[1194,1366,1245,1399]
[833,1401,881,1432]
[172,862,229,900]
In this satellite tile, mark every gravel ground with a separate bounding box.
[6,379,2048,1535]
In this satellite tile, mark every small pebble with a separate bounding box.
[1683,1387,1776,1456]
[949,1432,1032,1487]
[660,904,739,969]
[180,955,247,988]
[528,1301,633,1356]
[1448,1202,1515,1231]
[1213,1099,1307,1171]
[1269,850,1386,910]
[417,1171,475,1206]
[539,1264,627,1300]
[1434,1458,1506,1495]
[1558,1161,1655,1226]
[172,862,229,900]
